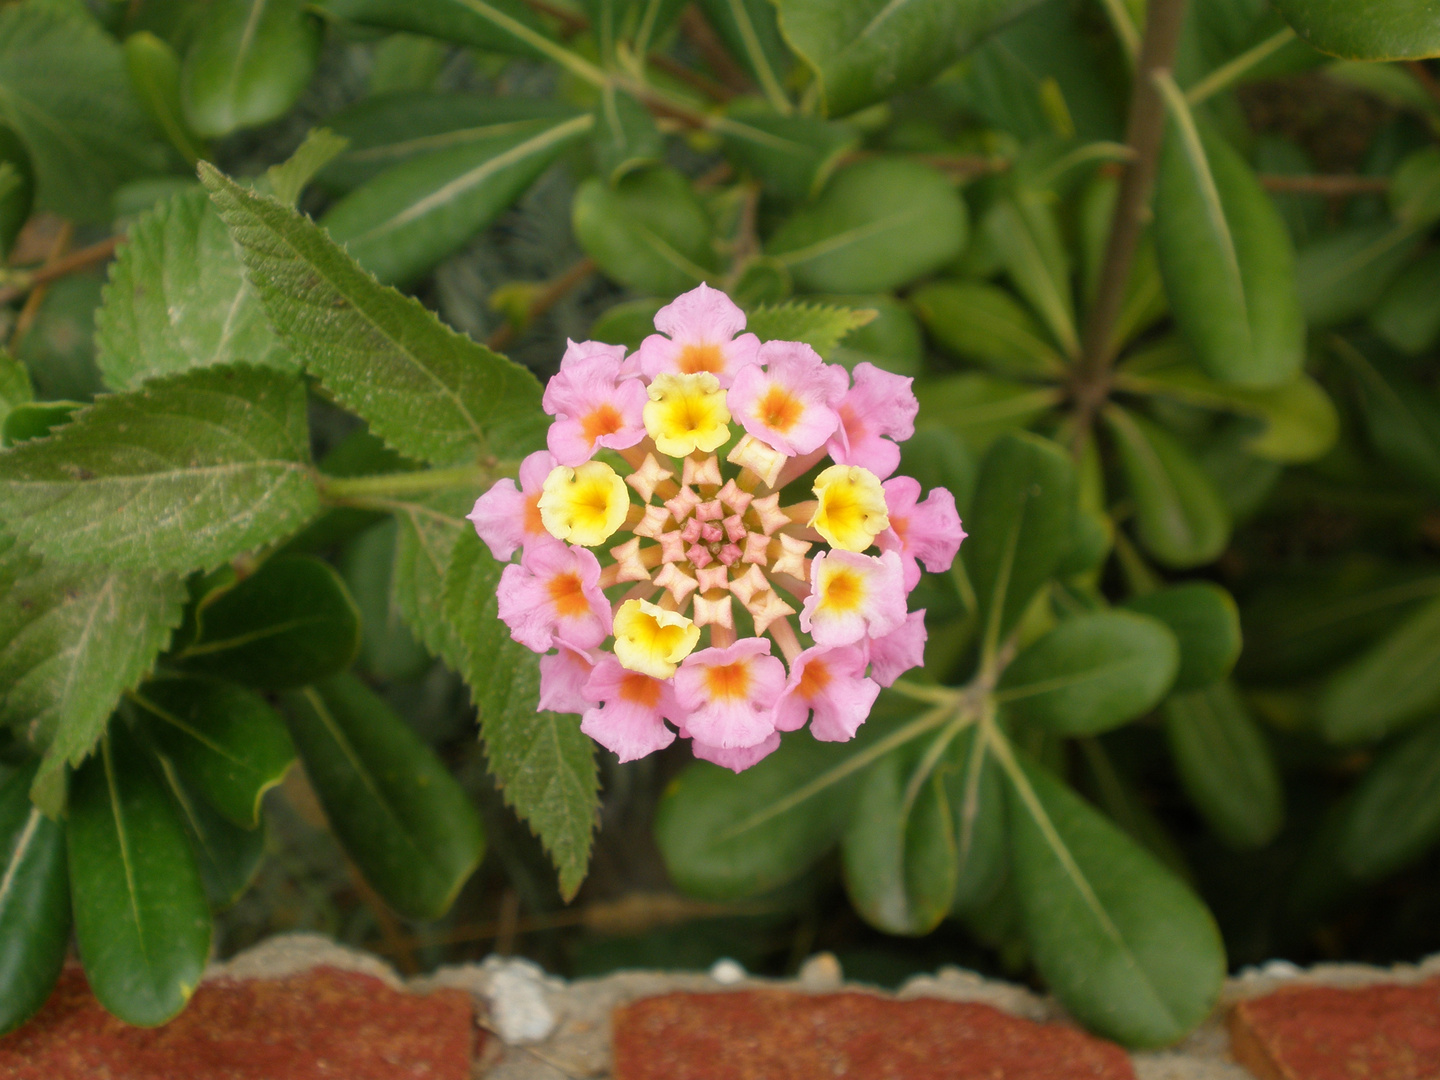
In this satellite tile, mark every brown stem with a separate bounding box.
[680,4,753,95]
[0,234,121,307]
[1407,60,1440,108]
[8,222,74,351]
[840,149,1007,181]
[1258,173,1390,195]
[521,0,589,35]
[1075,0,1190,399]
[486,256,596,352]
[651,53,737,102]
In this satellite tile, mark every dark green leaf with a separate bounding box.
[149,750,266,909]
[911,280,1065,379]
[68,724,210,1027]
[982,191,1076,359]
[340,519,433,682]
[322,111,592,284]
[582,0,688,60]
[696,0,793,110]
[572,166,716,295]
[1333,715,1440,882]
[124,31,207,165]
[714,104,857,201]
[915,373,1061,453]
[1164,681,1283,850]
[998,611,1179,735]
[1105,406,1231,569]
[1273,0,1440,60]
[0,364,318,574]
[201,164,547,465]
[281,675,485,920]
[0,349,32,431]
[1333,335,1440,498]
[0,127,34,258]
[173,555,362,690]
[1389,146,1440,228]
[180,0,321,137]
[0,761,69,1036]
[1,401,78,446]
[1318,594,1440,745]
[1295,223,1421,328]
[768,159,968,293]
[129,675,294,827]
[1124,582,1241,692]
[1372,249,1440,355]
[1005,752,1225,1047]
[594,86,662,184]
[944,724,1006,913]
[745,300,874,356]
[321,0,554,60]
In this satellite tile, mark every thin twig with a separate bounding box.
[651,53,737,102]
[9,222,73,351]
[1258,173,1390,195]
[0,235,121,307]
[486,257,596,352]
[679,5,753,95]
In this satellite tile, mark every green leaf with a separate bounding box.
[1,401,77,446]
[582,0,688,61]
[0,364,318,574]
[1389,146,1440,229]
[0,127,35,258]
[714,104,857,201]
[1332,716,1440,883]
[1372,249,1440,356]
[572,166,717,295]
[1124,582,1241,692]
[1003,750,1225,1047]
[961,431,1076,649]
[1105,406,1231,569]
[911,280,1065,379]
[768,159,968,293]
[696,0,793,112]
[0,761,69,1036]
[0,1,167,221]
[147,749,266,909]
[442,531,599,901]
[201,164,547,465]
[68,724,211,1027]
[129,675,294,827]
[1318,594,1440,745]
[264,127,350,208]
[1163,681,1283,850]
[390,492,471,671]
[1332,335,1440,498]
[594,86,662,184]
[1296,222,1422,329]
[0,350,33,439]
[124,31,207,165]
[1152,102,1304,388]
[822,293,925,376]
[982,191,1077,359]
[0,538,186,815]
[998,611,1179,735]
[915,373,1061,453]
[340,520,433,682]
[945,724,1006,913]
[589,297,666,352]
[281,675,485,919]
[745,300,874,357]
[773,0,1044,117]
[322,111,591,285]
[96,187,296,391]
[321,0,555,60]
[1273,0,1440,60]
[180,0,321,137]
[173,555,362,690]
[842,742,957,935]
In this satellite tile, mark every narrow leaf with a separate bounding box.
[573,166,717,295]
[714,105,857,201]
[322,0,555,60]
[1333,335,1440,498]
[594,86,663,184]
[945,724,1006,913]
[1333,716,1440,883]
[124,31,208,165]
[149,750,266,909]
[0,761,69,1036]
[911,280,1065,379]
[915,374,1062,453]
[983,192,1077,359]
[0,349,32,430]
[1318,594,1440,745]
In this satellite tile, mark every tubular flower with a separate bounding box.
[470,283,963,771]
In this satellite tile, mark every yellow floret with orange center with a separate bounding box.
[810,465,890,552]
[538,461,630,546]
[816,563,867,615]
[643,372,731,457]
[613,599,700,679]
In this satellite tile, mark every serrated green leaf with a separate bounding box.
[124,31,208,165]
[745,300,874,357]
[0,364,319,574]
[0,1,167,221]
[594,86,662,184]
[442,531,598,900]
[714,104,857,201]
[911,280,1065,379]
[391,493,471,671]
[68,723,211,1027]
[280,674,485,919]
[1318,594,1440,745]
[201,164,547,466]
[1273,0,1440,60]
[0,538,186,814]
[1124,582,1241,692]
[0,760,69,1036]
[573,166,717,295]
[820,293,924,376]
[96,187,296,391]
[0,397,65,446]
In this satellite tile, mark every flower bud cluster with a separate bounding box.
[469,284,964,772]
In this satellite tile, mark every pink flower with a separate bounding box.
[538,641,596,714]
[799,549,908,646]
[727,341,848,456]
[496,543,611,652]
[468,450,560,561]
[542,342,648,466]
[774,645,879,743]
[867,610,928,687]
[580,655,678,762]
[876,479,965,590]
[637,283,761,387]
[692,733,780,773]
[826,363,918,480]
[674,638,786,749]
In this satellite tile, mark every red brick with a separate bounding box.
[0,964,477,1080]
[1229,977,1440,1080]
[612,989,1135,1080]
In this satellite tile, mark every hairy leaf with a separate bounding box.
[745,300,874,357]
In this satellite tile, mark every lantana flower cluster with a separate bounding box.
[469,284,964,772]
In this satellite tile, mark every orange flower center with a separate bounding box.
[678,343,725,374]
[618,672,662,706]
[824,568,863,612]
[580,404,624,444]
[524,494,545,536]
[547,572,590,617]
[797,658,831,700]
[704,661,751,703]
[757,385,804,433]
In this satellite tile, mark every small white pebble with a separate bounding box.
[709,958,746,985]
[1260,960,1303,979]
[486,961,557,1044]
[798,952,843,989]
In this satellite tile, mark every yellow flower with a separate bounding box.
[613,599,700,678]
[643,372,731,457]
[809,464,889,552]
[538,461,630,546]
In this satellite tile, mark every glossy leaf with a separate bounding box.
[148,751,266,909]
[68,725,211,1027]
[0,761,69,1036]
[1005,752,1226,1047]
[180,0,321,137]
[1295,223,1421,328]
[1152,108,1304,387]
[745,300,873,356]
[915,373,1062,453]
[1318,594,1440,745]
[322,111,592,284]
[911,279,1065,379]
[768,159,967,293]
[322,0,554,59]
[696,0,792,110]
[129,675,295,827]
[594,86,662,183]
[340,520,433,682]
[1334,336,1440,498]
[281,675,485,920]
[0,364,318,574]
[1273,0,1440,60]
[983,191,1077,359]
[96,187,295,390]
[1105,406,1231,569]
[202,165,547,465]
[124,31,207,165]
[714,104,857,201]
[1333,716,1440,883]
[999,611,1179,735]
[945,724,1006,913]
[572,166,716,295]
[1124,582,1241,692]
[1164,681,1283,850]
[174,556,362,690]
